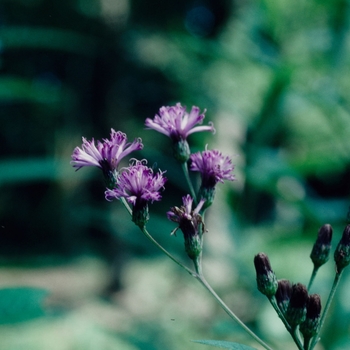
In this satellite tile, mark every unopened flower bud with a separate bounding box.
[275,279,292,314]
[334,224,350,273]
[300,294,321,338]
[285,283,308,327]
[254,253,278,298]
[310,224,333,268]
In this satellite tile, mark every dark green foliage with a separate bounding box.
[1,0,350,348]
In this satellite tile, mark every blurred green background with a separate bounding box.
[1,0,350,349]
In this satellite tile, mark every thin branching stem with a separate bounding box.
[196,273,274,350]
[307,265,319,291]
[181,162,197,204]
[269,297,292,333]
[120,198,195,276]
[120,198,273,349]
[309,270,344,350]
[269,297,304,350]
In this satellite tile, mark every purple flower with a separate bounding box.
[167,195,206,260]
[145,103,215,142]
[145,103,215,163]
[71,129,143,188]
[71,129,143,172]
[105,160,166,205]
[190,149,235,187]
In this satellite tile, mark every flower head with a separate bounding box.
[71,129,143,187]
[145,103,215,163]
[190,149,235,186]
[190,149,235,208]
[145,103,214,142]
[71,129,143,171]
[105,160,166,205]
[105,160,167,227]
[167,195,205,260]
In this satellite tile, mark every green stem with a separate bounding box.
[192,254,203,276]
[303,336,311,350]
[292,327,304,350]
[121,197,132,216]
[269,297,303,350]
[269,297,291,333]
[181,162,197,204]
[196,274,274,350]
[309,270,344,350]
[120,198,273,350]
[120,198,195,277]
[307,266,319,291]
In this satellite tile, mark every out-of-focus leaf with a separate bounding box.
[0,76,71,105]
[0,26,98,55]
[0,287,49,324]
[0,158,77,184]
[192,340,258,350]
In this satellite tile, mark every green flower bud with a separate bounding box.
[254,253,278,298]
[285,283,308,327]
[310,224,332,268]
[334,224,350,273]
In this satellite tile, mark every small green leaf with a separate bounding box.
[192,339,258,350]
[0,287,49,324]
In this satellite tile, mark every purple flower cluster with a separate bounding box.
[105,160,166,206]
[71,102,235,228]
[145,103,215,142]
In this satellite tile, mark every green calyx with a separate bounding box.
[256,271,278,298]
[172,139,190,163]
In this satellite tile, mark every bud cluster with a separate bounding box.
[254,223,350,349]
[254,252,319,347]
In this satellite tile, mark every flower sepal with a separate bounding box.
[168,195,205,262]
[197,186,216,210]
[132,199,150,228]
[172,139,191,163]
